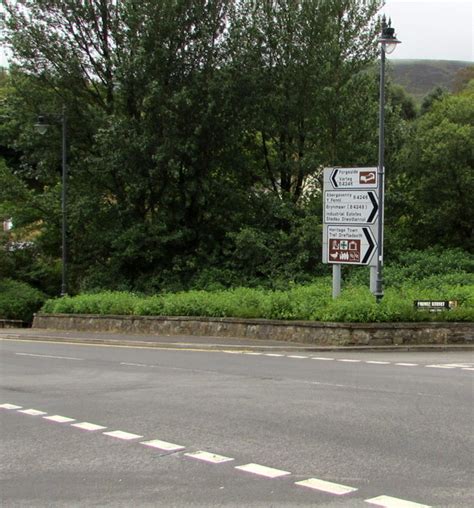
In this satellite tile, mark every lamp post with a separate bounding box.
[35,105,68,296]
[374,17,400,303]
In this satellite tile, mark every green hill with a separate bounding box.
[388,59,472,102]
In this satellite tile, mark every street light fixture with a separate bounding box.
[34,105,68,297]
[374,16,401,303]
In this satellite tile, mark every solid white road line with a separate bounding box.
[235,463,291,478]
[312,357,335,361]
[0,403,22,409]
[140,439,185,451]
[365,361,391,365]
[71,422,107,431]
[395,363,418,367]
[18,409,47,416]
[15,353,83,360]
[295,478,358,495]
[103,430,143,440]
[185,451,234,463]
[43,415,76,423]
[365,494,431,507]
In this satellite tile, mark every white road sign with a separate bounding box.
[324,190,378,224]
[323,225,377,266]
[324,167,378,189]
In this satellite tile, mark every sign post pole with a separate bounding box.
[332,264,341,299]
[370,266,377,293]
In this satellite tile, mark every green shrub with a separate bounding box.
[0,278,46,323]
[40,274,474,323]
[42,291,140,315]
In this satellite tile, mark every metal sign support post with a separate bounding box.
[332,264,341,299]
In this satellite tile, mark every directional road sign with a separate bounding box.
[323,225,377,266]
[324,190,378,224]
[324,167,378,190]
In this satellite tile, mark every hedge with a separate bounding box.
[0,278,46,323]
[41,275,474,323]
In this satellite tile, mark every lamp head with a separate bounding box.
[378,16,401,54]
[34,115,50,135]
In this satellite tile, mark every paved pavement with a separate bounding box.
[1,334,473,507]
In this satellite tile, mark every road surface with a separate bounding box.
[1,337,473,507]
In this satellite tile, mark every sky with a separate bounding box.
[0,0,473,67]
[381,0,473,61]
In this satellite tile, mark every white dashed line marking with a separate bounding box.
[265,354,284,357]
[185,451,234,463]
[140,439,185,451]
[295,478,358,495]
[15,353,83,360]
[425,365,457,369]
[288,355,308,359]
[395,363,418,367]
[338,359,361,363]
[312,357,335,361]
[365,494,431,507]
[366,361,391,365]
[244,352,263,356]
[71,422,107,431]
[103,430,143,440]
[6,399,434,508]
[18,409,47,416]
[120,362,148,367]
[235,463,291,478]
[43,415,76,423]
[462,367,474,371]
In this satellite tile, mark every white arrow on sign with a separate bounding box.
[326,226,377,265]
[324,190,378,224]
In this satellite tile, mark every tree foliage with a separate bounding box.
[4,1,468,295]
[389,85,474,252]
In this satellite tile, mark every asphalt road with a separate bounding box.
[1,337,473,507]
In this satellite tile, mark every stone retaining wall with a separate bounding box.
[0,319,26,328]
[33,314,473,346]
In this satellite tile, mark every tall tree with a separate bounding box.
[227,0,381,203]
[389,86,474,252]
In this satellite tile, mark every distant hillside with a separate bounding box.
[388,60,472,102]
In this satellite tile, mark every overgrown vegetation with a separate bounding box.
[0,278,46,322]
[41,250,473,322]
[41,277,473,323]
[1,2,473,320]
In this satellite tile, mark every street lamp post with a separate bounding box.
[374,17,400,303]
[35,105,68,296]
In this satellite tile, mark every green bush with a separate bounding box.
[0,278,46,323]
[41,291,140,315]
[40,275,474,323]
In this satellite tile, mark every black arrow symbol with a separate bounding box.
[367,192,379,222]
[331,169,339,188]
[362,228,376,264]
